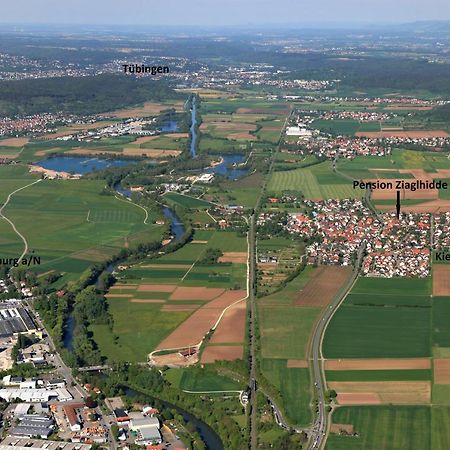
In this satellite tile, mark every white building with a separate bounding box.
[129,416,162,445]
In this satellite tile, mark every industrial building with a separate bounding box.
[0,437,91,450]
[0,387,72,402]
[0,306,37,337]
[10,415,55,439]
[129,416,162,445]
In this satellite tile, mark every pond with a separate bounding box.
[161,120,179,132]
[206,154,249,180]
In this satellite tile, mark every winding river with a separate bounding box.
[125,387,223,450]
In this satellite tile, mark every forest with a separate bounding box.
[0,74,181,116]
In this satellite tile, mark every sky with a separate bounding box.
[0,0,449,26]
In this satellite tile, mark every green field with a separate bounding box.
[324,305,431,358]
[267,162,355,199]
[165,368,243,391]
[327,406,431,450]
[90,300,191,362]
[337,149,450,179]
[0,174,163,283]
[261,359,311,426]
[259,306,320,360]
[164,192,213,209]
[94,229,248,361]
[324,276,433,358]
[351,276,432,296]
[433,297,450,348]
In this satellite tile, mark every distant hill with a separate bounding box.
[394,21,450,33]
[0,74,181,117]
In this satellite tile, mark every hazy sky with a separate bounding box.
[1,0,449,26]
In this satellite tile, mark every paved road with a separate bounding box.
[248,213,258,450]
[308,243,366,449]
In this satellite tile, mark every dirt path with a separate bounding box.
[0,178,42,261]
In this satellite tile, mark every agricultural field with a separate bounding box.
[20,132,187,163]
[93,229,248,363]
[324,277,432,359]
[267,161,355,199]
[323,274,450,411]
[260,359,312,426]
[327,406,431,450]
[198,95,287,154]
[0,175,163,284]
[163,192,214,209]
[337,149,450,180]
[165,368,244,392]
[257,265,352,425]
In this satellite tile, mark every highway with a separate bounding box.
[307,242,366,450]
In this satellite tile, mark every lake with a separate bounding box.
[36,156,139,175]
[206,154,249,180]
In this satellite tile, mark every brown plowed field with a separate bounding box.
[325,358,431,371]
[170,287,225,301]
[330,381,431,404]
[337,393,381,405]
[433,265,450,296]
[0,137,29,147]
[372,181,439,201]
[228,132,258,141]
[218,252,248,264]
[355,130,449,138]
[204,290,246,308]
[287,360,309,368]
[376,200,450,213]
[109,101,184,118]
[294,266,351,307]
[201,345,244,363]
[210,302,246,344]
[157,290,246,349]
[157,308,221,348]
[434,359,450,384]
[137,284,177,292]
[236,107,287,115]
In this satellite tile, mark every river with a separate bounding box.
[63,185,185,350]
[125,387,223,450]
[190,96,198,158]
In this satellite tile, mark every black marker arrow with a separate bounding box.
[396,190,401,219]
